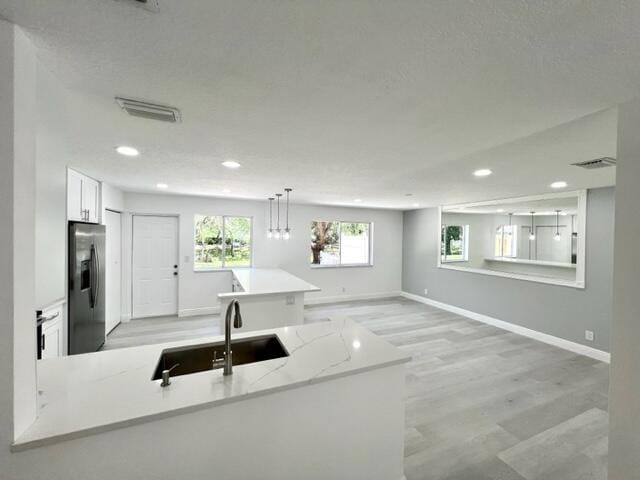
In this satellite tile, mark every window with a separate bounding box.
[310,221,371,266]
[495,225,518,257]
[194,215,252,270]
[441,224,469,263]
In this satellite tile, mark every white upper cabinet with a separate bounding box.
[83,176,100,223]
[67,168,84,222]
[67,168,100,223]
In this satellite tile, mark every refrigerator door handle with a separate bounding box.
[89,244,96,308]
[95,243,100,307]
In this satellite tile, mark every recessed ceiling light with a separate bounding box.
[115,145,139,157]
[412,203,420,207]
[221,160,241,169]
[550,181,568,189]
[156,183,168,189]
[222,188,231,194]
[497,208,505,213]
[473,169,492,177]
[354,198,362,203]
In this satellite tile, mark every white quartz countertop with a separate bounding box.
[218,268,320,299]
[15,319,409,451]
[486,257,577,269]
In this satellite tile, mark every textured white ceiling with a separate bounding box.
[0,0,631,208]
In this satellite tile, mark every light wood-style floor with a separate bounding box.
[105,297,609,480]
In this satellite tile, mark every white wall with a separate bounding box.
[34,64,72,309]
[102,182,124,216]
[12,24,38,441]
[441,212,493,268]
[0,16,17,458]
[1,20,38,463]
[122,193,403,317]
[608,98,640,479]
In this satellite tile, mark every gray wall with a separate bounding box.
[608,98,640,479]
[402,187,614,352]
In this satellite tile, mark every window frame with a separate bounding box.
[495,224,518,258]
[310,220,374,268]
[441,224,469,263]
[437,190,587,289]
[193,214,253,271]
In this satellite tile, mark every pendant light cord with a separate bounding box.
[285,188,292,230]
[530,211,535,243]
[276,194,281,230]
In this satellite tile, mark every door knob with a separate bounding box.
[173,272,178,276]
[174,265,178,268]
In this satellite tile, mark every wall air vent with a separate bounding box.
[571,157,617,169]
[116,0,160,13]
[115,97,181,123]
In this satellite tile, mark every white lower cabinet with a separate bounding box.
[42,321,62,359]
[40,304,64,359]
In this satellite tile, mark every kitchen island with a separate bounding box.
[12,319,409,480]
[218,268,320,331]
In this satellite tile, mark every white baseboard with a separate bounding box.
[178,305,221,317]
[304,291,402,306]
[401,291,610,363]
[120,314,131,323]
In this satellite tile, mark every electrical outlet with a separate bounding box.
[585,330,595,342]
[424,288,428,296]
[339,286,346,293]
[285,295,295,305]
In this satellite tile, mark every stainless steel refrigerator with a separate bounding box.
[68,222,106,354]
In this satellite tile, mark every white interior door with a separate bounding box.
[105,210,122,334]
[132,215,179,318]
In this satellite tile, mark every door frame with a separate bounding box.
[130,213,180,319]
[104,208,122,334]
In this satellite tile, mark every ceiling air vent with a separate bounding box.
[115,97,181,123]
[571,157,617,170]
[116,0,160,13]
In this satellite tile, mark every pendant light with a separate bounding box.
[529,211,536,241]
[283,188,292,240]
[554,210,561,241]
[267,197,274,238]
[274,193,282,239]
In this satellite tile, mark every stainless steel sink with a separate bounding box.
[151,334,289,381]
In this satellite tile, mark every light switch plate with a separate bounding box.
[424,288,429,295]
[286,295,295,305]
[585,330,595,342]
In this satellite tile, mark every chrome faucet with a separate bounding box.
[213,299,243,375]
